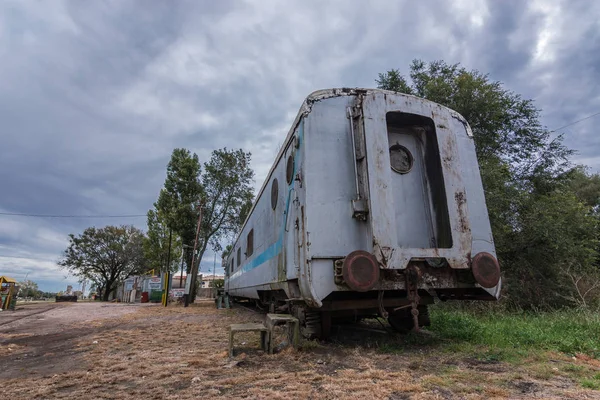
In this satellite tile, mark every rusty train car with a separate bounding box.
[224,88,501,337]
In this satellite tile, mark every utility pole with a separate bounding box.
[212,253,216,282]
[179,244,189,288]
[162,229,172,307]
[184,203,203,307]
[211,253,217,295]
[166,229,173,273]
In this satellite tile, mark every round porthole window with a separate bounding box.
[271,178,278,210]
[286,155,294,184]
[389,144,413,174]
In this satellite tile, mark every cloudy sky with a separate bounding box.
[1,0,599,292]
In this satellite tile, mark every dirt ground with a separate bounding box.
[0,301,598,399]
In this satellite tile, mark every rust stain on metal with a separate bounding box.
[441,132,457,173]
[379,263,461,291]
[375,147,386,172]
[471,252,501,288]
[454,191,470,234]
[374,239,394,268]
[342,250,380,292]
[300,206,305,246]
[418,247,441,258]
[450,112,474,137]
[277,253,286,282]
[405,264,422,331]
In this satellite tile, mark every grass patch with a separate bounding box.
[581,378,600,390]
[580,372,600,389]
[377,307,600,391]
[427,307,600,360]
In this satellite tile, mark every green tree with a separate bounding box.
[18,279,39,298]
[221,244,233,260]
[143,208,182,273]
[375,69,412,95]
[154,148,254,301]
[156,148,204,273]
[376,60,599,309]
[59,225,146,301]
[200,148,254,253]
[237,199,253,230]
[209,278,224,288]
[561,167,600,307]
[565,166,600,212]
[502,190,599,307]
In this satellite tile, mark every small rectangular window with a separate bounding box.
[230,260,234,274]
[237,248,241,267]
[246,229,254,258]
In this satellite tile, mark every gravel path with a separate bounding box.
[0,302,159,380]
[0,302,152,335]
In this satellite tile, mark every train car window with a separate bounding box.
[230,260,233,273]
[237,248,241,267]
[286,155,294,184]
[271,178,278,210]
[246,229,254,257]
[389,144,413,174]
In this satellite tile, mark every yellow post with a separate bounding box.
[161,271,170,307]
[0,276,17,311]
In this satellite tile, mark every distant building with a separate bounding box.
[171,272,187,289]
[201,275,224,288]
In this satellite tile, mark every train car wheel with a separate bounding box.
[303,309,322,339]
[291,305,322,339]
[387,305,430,332]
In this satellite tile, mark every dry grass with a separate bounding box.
[2,302,600,399]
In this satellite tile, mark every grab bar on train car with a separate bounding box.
[347,107,361,201]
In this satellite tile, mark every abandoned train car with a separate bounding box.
[224,88,501,337]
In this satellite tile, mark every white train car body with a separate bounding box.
[224,88,500,334]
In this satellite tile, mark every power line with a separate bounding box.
[551,111,600,132]
[0,254,58,261]
[0,212,146,219]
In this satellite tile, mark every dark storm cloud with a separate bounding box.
[513,0,600,165]
[473,2,541,78]
[1,0,598,291]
